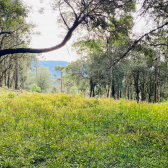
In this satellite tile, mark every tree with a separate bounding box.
[0,0,141,58]
[36,65,52,93]
[0,0,35,89]
[55,65,65,92]
[66,59,89,95]
[29,84,41,93]
[0,0,167,69]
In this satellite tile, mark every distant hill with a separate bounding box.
[31,60,69,79]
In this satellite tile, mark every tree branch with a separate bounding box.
[0,32,11,36]
[64,0,78,19]
[0,20,80,57]
[59,1,70,30]
[0,25,25,37]
[113,21,168,65]
[150,43,168,47]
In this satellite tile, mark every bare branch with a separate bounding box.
[59,1,70,30]
[113,21,168,65]
[64,0,77,19]
[77,0,95,21]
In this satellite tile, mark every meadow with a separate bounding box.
[0,89,168,167]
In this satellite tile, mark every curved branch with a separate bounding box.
[59,1,70,30]
[64,0,78,19]
[0,21,80,57]
[113,21,168,65]
[0,32,11,36]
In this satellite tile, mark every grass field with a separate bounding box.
[0,90,168,167]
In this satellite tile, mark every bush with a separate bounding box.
[36,87,41,93]
[29,84,41,93]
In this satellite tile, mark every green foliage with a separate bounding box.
[0,92,168,167]
[36,86,41,93]
[70,85,78,95]
[54,65,65,72]
[29,84,37,92]
[29,84,41,93]
[73,39,103,54]
[37,66,53,93]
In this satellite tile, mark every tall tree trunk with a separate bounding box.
[141,82,146,101]
[112,81,115,99]
[134,71,140,103]
[110,67,115,98]
[148,74,152,103]
[106,85,110,97]
[127,85,130,100]
[15,57,19,90]
[156,52,161,103]
[90,78,95,97]
[7,69,11,88]
[4,71,7,86]
[0,76,3,87]
[61,71,63,92]
[136,85,140,103]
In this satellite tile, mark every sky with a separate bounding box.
[22,0,78,62]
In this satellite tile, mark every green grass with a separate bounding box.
[0,91,168,167]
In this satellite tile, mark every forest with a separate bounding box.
[1,0,168,102]
[0,0,168,167]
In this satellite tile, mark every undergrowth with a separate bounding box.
[0,92,168,167]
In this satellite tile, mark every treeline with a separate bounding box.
[65,46,168,103]
[0,0,36,89]
[62,0,168,103]
[0,0,168,102]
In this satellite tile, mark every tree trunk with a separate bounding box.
[7,69,11,88]
[112,82,116,99]
[134,71,140,103]
[110,67,115,99]
[156,53,161,103]
[0,76,3,87]
[141,82,146,101]
[15,57,19,90]
[90,78,95,97]
[61,71,63,92]
[4,71,6,86]
[136,85,140,103]
[106,85,110,98]
[127,85,129,100]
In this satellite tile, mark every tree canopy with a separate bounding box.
[1,0,167,58]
